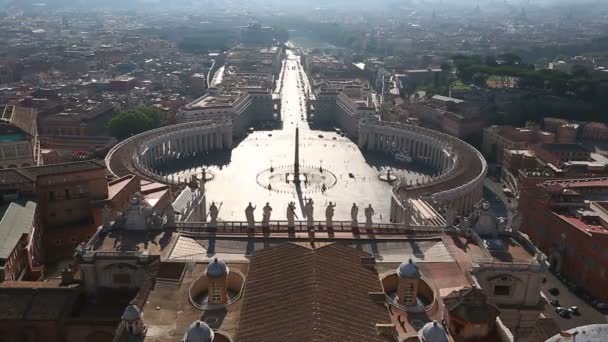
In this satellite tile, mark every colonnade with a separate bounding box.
[107,120,233,185]
[138,123,232,173]
[359,121,487,220]
[359,124,454,172]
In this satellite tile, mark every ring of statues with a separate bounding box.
[106,118,486,222]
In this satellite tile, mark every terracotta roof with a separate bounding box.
[22,159,105,177]
[444,287,499,323]
[1,105,37,136]
[0,285,80,320]
[237,243,394,342]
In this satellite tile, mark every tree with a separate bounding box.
[485,55,498,66]
[570,65,590,79]
[499,53,522,66]
[108,107,161,140]
[272,26,289,45]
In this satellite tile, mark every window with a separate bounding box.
[494,285,511,296]
[65,189,70,199]
[49,191,55,200]
[210,283,222,302]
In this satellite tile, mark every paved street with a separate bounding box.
[171,50,433,222]
[541,272,608,330]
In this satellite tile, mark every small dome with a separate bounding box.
[121,304,142,321]
[205,258,229,278]
[418,321,448,342]
[184,320,215,342]
[397,259,420,278]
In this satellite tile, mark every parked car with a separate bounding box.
[548,288,560,296]
[569,306,579,315]
[596,302,608,311]
[549,299,560,307]
[558,309,571,318]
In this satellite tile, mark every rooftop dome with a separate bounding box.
[184,321,215,342]
[121,304,142,321]
[418,321,448,342]
[397,259,420,278]
[205,257,229,278]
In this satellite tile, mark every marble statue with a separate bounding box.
[351,203,359,227]
[364,204,375,228]
[304,199,314,228]
[245,202,256,227]
[325,202,336,227]
[498,216,507,232]
[535,252,548,272]
[262,202,273,227]
[286,202,297,227]
[209,202,219,226]
[144,210,161,230]
[199,169,206,190]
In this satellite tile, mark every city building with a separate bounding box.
[177,89,277,137]
[519,178,608,302]
[482,124,555,164]
[415,95,486,140]
[0,105,40,169]
[0,200,39,281]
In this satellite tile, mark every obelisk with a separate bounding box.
[294,126,300,182]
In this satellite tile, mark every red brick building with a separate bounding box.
[0,161,170,263]
[520,178,608,301]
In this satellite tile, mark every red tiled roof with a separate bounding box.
[542,178,608,191]
[236,243,394,342]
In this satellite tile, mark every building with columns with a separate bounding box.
[177,89,277,138]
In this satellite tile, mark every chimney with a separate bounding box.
[368,292,387,304]
[375,323,396,338]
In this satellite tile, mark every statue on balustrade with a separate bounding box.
[351,203,359,227]
[286,201,298,227]
[304,199,314,228]
[364,204,375,228]
[262,202,273,227]
[325,202,336,228]
[245,202,256,227]
[209,202,219,226]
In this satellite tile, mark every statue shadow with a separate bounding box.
[295,181,306,217]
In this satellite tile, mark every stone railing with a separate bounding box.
[175,220,445,235]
